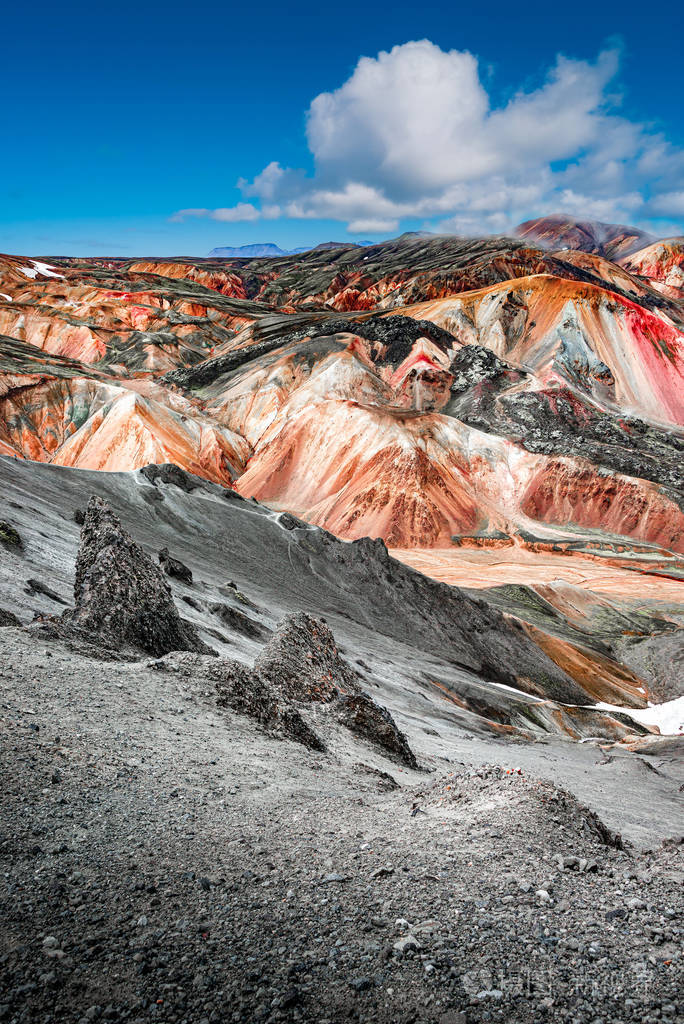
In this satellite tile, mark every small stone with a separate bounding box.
[279,988,300,1009]
[44,949,66,960]
[477,989,503,1001]
[371,866,394,879]
[393,934,421,954]
[350,977,372,992]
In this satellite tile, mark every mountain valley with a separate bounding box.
[0,216,682,1024]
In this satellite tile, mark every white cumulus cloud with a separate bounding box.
[171,202,260,223]
[172,40,684,234]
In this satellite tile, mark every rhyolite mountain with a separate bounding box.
[0,216,683,742]
[515,214,653,260]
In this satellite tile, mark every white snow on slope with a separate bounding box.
[19,261,65,280]
[0,293,11,302]
[32,261,64,279]
[595,697,684,735]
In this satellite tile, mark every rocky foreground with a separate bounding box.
[0,473,682,1024]
[0,445,682,1024]
[0,626,682,1024]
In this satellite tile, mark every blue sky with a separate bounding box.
[2,0,682,255]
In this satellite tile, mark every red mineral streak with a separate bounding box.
[396,275,684,427]
[1,243,683,566]
[621,239,684,300]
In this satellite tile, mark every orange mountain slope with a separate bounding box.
[0,234,682,559]
[621,238,684,300]
[396,275,684,428]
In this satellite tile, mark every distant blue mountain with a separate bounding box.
[207,243,287,258]
[207,240,373,258]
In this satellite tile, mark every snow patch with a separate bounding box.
[32,261,65,279]
[0,292,11,302]
[594,697,684,736]
[19,261,65,280]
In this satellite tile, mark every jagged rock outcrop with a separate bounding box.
[158,547,193,584]
[254,612,359,703]
[139,463,203,492]
[256,613,417,766]
[337,692,417,768]
[211,612,417,765]
[2,453,674,741]
[0,608,21,626]
[208,602,265,639]
[63,496,211,657]
[213,660,325,751]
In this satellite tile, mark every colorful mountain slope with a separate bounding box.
[621,238,684,300]
[515,216,652,261]
[111,232,684,318]
[1,230,683,738]
[396,276,684,427]
[0,232,682,560]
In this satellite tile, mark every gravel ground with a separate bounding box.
[1,630,682,1024]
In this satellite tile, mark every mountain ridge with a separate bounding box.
[208,240,373,258]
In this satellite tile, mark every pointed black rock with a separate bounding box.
[64,495,211,657]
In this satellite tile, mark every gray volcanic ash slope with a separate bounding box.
[0,454,669,745]
[0,455,683,1024]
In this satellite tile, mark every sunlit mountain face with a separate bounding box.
[2,221,682,548]
[1,217,683,731]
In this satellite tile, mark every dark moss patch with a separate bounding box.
[0,521,23,550]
